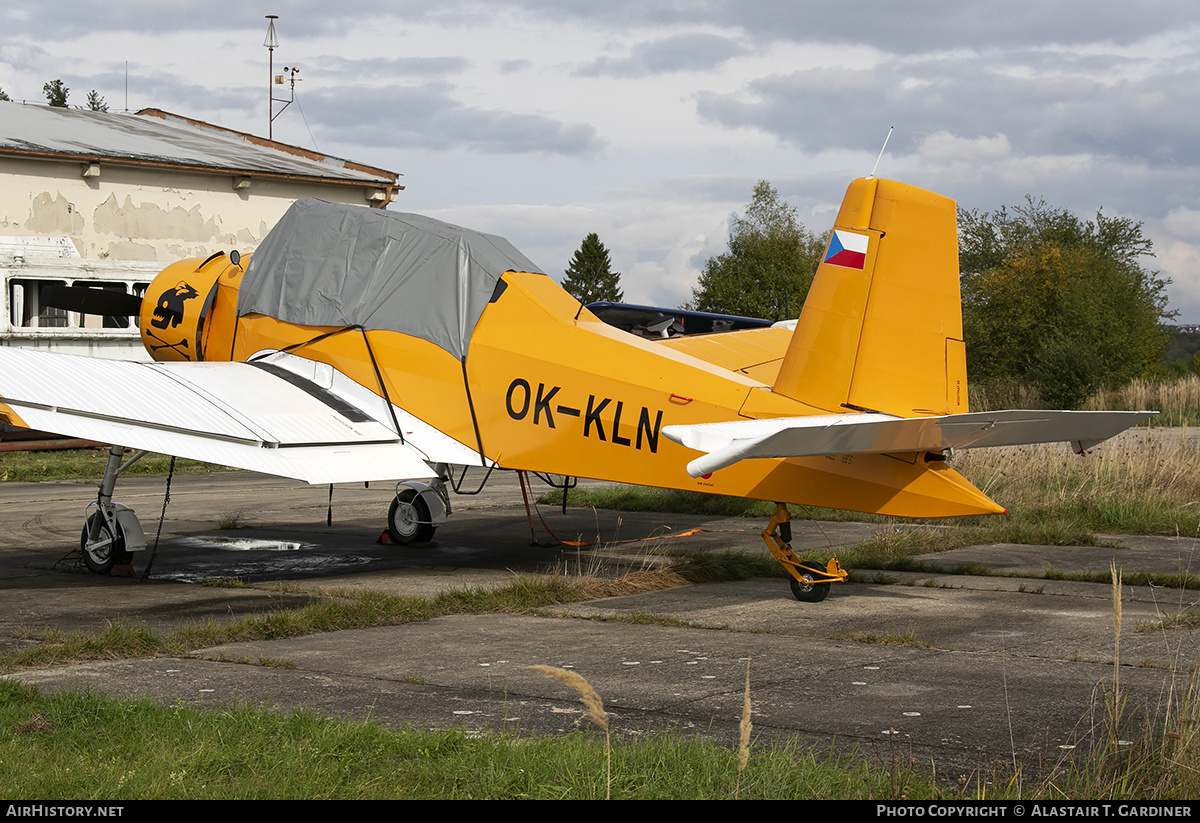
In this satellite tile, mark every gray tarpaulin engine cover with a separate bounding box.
[237,199,544,361]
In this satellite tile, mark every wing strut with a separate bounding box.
[252,324,406,444]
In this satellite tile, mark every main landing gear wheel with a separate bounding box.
[80,513,131,575]
[789,561,832,603]
[387,489,436,545]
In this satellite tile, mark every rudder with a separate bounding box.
[771,178,967,418]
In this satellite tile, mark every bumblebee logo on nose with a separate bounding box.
[151,282,199,330]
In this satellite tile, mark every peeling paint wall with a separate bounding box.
[25,192,85,236]
[93,195,223,242]
[0,158,385,264]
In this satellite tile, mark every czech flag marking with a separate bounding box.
[823,230,869,270]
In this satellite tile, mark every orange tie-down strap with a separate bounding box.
[516,471,745,548]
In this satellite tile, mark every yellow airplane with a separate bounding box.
[0,177,1152,601]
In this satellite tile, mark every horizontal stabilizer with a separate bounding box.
[663,409,1155,478]
[0,347,436,485]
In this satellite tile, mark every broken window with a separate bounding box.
[9,279,68,328]
[73,280,133,329]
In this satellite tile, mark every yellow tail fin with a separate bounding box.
[772,178,967,417]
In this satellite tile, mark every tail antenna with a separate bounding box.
[869,126,894,178]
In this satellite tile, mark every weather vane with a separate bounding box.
[263,14,300,139]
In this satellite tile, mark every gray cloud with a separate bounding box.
[575,32,747,78]
[6,0,1200,318]
[1,61,257,117]
[0,1,443,39]
[309,83,604,156]
[514,0,1200,52]
[316,55,469,78]
[498,59,532,75]
[728,1,1198,51]
[6,1,1199,54]
[695,49,1200,168]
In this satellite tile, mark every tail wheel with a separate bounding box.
[80,513,132,575]
[789,561,832,603]
[387,489,436,545]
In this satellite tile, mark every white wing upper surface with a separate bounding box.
[0,347,460,484]
[663,409,1156,478]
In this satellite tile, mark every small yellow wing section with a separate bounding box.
[653,326,792,384]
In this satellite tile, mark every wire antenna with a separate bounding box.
[869,126,894,178]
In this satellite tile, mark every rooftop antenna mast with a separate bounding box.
[869,126,893,178]
[264,15,300,140]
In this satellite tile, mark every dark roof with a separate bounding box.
[0,103,399,189]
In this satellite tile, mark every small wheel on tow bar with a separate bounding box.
[387,489,436,545]
[80,513,132,575]
[789,561,832,603]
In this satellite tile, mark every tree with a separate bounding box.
[0,88,9,102]
[690,181,827,320]
[86,90,108,112]
[562,233,623,304]
[43,79,68,107]
[960,199,1173,408]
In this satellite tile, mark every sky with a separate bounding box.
[3,1,1200,320]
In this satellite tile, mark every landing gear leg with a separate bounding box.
[760,503,847,603]
[80,445,147,575]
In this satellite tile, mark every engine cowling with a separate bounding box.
[139,252,245,362]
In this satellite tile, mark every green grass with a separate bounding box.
[831,631,931,647]
[802,522,1102,572]
[202,653,298,669]
[669,550,786,582]
[216,509,248,530]
[0,558,775,674]
[0,449,231,483]
[541,486,1200,590]
[0,679,959,800]
[581,612,710,629]
[820,529,1200,590]
[542,485,883,522]
[202,579,253,589]
[1136,611,1200,632]
[543,429,1200,541]
[3,669,1197,799]
[4,537,1199,797]
[1043,569,1200,589]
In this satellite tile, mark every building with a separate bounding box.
[0,103,401,359]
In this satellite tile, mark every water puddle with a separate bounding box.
[177,535,308,552]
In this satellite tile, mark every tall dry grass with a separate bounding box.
[1111,562,1123,744]
[736,657,752,799]
[1039,565,1200,799]
[951,428,1200,534]
[971,374,1200,427]
[968,378,1046,412]
[529,665,612,799]
[1084,376,1200,427]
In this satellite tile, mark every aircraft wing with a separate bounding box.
[662,409,1156,478]
[0,347,443,485]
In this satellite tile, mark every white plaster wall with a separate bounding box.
[0,157,385,263]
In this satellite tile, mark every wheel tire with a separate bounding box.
[387,489,436,545]
[80,513,131,575]
[789,562,832,603]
